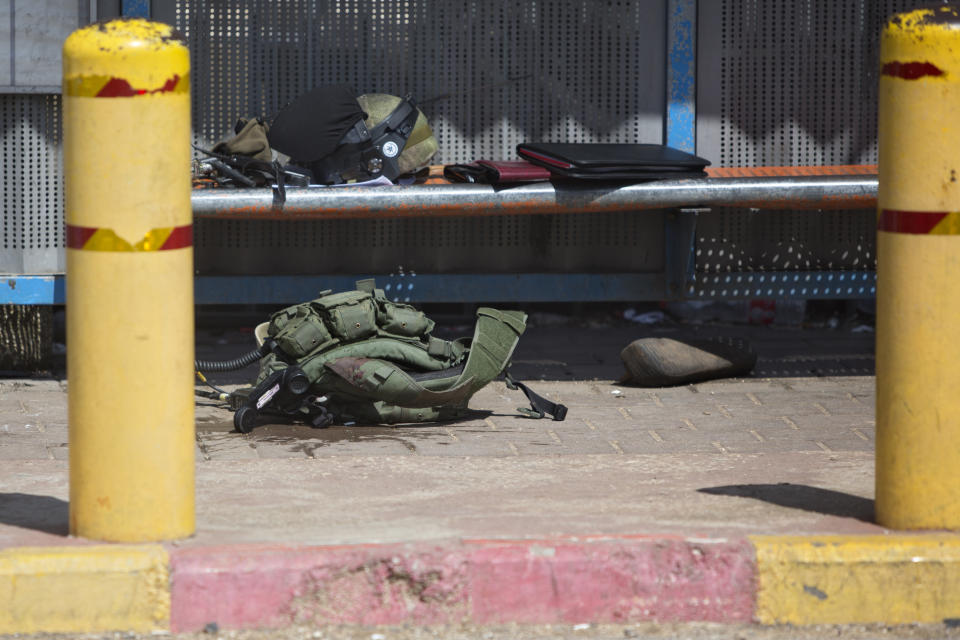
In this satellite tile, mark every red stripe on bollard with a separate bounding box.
[878,209,949,234]
[881,61,945,80]
[66,224,98,249]
[160,224,193,250]
[96,74,182,97]
[65,223,194,250]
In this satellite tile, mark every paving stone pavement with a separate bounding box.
[190,376,875,460]
[0,320,876,462]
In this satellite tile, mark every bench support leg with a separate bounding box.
[664,208,702,300]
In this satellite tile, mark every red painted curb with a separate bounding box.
[469,538,755,624]
[169,537,755,632]
[170,543,470,631]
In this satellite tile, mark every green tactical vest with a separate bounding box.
[255,279,530,424]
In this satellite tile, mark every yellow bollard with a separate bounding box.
[64,19,194,541]
[877,5,960,529]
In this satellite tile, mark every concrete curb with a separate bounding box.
[2,534,960,634]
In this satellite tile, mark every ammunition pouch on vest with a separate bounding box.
[243,280,564,427]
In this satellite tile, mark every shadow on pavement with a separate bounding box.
[698,483,875,523]
[0,493,69,536]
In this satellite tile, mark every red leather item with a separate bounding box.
[476,160,552,182]
[443,160,551,183]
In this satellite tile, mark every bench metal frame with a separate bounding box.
[4,172,878,304]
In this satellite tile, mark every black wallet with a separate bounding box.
[516,143,710,180]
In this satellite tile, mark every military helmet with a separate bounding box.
[356,93,438,177]
[267,84,437,184]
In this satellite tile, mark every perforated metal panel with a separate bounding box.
[174,0,668,276]
[694,210,875,273]
[194,213,664,275]
[701,1,902,167]
[695,0,913,276]
[0,94,64,274]
[175,0,666,162]
[0,0,87,277]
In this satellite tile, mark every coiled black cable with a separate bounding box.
[195,340,274,372]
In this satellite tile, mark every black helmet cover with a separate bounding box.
[267,84,365,162]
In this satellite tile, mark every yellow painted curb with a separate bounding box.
[753,535,960,625]
[0,545,169,634]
